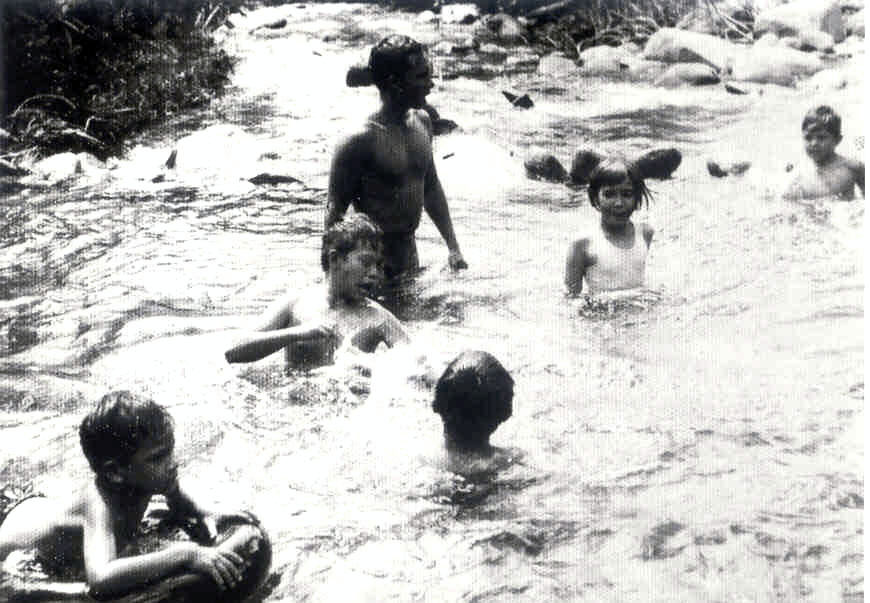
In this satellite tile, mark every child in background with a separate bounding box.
[565,158,654,296]
[0,391,256,598]
[782,105,864,201]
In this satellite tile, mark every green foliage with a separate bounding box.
[1,0,241,157]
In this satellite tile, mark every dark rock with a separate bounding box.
[694,530,727,545]
[502,91,533,108]
[635,148,681,180]
[707,160,728,178]
[460,13,478,25]
[0,159,29,177]
[641,521,686,560]
[248,173,301,186]
[724,82,748,94]
[346,64,373,87]
[569,149,604,184]
[524,153,568,183]
[164,149,177,169]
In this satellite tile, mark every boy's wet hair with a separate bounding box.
[368,34,426,89]
[588,158,652,210]
[321,213,383,272]
[79,390,174,472]
[433,351,514,442]
[802,105,841,138]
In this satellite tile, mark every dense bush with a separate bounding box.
[1,0,242,158]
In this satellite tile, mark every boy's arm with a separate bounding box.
[423,157,467,270]
[379,307,411,348]
[83,489,244,597]
[565,238,591,295]
[326,135,365,229]
[224,296,334,363]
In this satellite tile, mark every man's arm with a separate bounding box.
[423,157,467,270]
[326,135,365,229]
[83,489,244,597]
[565,238,591,295]
[224,296,334,363]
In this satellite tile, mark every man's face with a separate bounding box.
[397,51,433,109]
[803,127,840,165]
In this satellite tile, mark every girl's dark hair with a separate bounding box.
[433,351,514,429]
[321,213,383,272]
[588,158,652,210]
[79,390,174,472]
[368,34,425,90]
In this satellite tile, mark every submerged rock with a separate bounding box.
[502,91,533,109]
[707,159,751,177]
[654,63,720,87]
[635,148,681,180]
[537,53,578,78]
[569,149,604,185]
[577,45,633,76]
[524,153,568,183]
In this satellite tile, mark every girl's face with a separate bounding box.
[597,179,636,228]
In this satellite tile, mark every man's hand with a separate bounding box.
[448,249,468,271]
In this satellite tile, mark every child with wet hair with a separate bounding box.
[433,351,514,455]
[565,158,654,296]
[226,213,409,369]
[0,391,261,598]
[782,105,864,201]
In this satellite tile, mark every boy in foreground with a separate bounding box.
[225,214,409,369]
[326,35,467,284]
[783,105,864,201]
[0,391,252,598]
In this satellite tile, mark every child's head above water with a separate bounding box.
[320,213,383,273]
[587,158,651,211]
[801,105,842,165]
[433,351,514,452]
[79,390,176,490]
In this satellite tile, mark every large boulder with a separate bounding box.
[642,27,737,71]
[654,63,720,87]
[524,153,568,183]
[799,59,864,91]
[472,13,526,46]
[755,0,845,43]
[731,45,824,85]
[537,53,579,78]
[577,45,633,76]
[440,4,479,24]
[676,0,753,37]
[569,150,604,185]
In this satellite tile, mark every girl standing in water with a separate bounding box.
[565,158,654,296]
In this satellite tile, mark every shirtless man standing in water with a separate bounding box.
[326,35,467,284]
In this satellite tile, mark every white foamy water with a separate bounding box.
[0,4,864,601]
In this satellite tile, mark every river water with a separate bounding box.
[0,4,864,602]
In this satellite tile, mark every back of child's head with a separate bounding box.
[321,213,383,272]
[368,34,425,90]
[79,390,174,473]
[433,351,514,444]
[588,157,651,210]
[802,105,841,138]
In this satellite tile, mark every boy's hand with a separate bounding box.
[198,508,260,542]
[448,249,467,271]
[187,544,246,591]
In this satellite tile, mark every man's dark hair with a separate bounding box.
[588,157,652,210]
[433,351,514,448]
[321,213,383,272]
[368,34,425,90]
[79,390,174,472]
[802,105,842,139]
